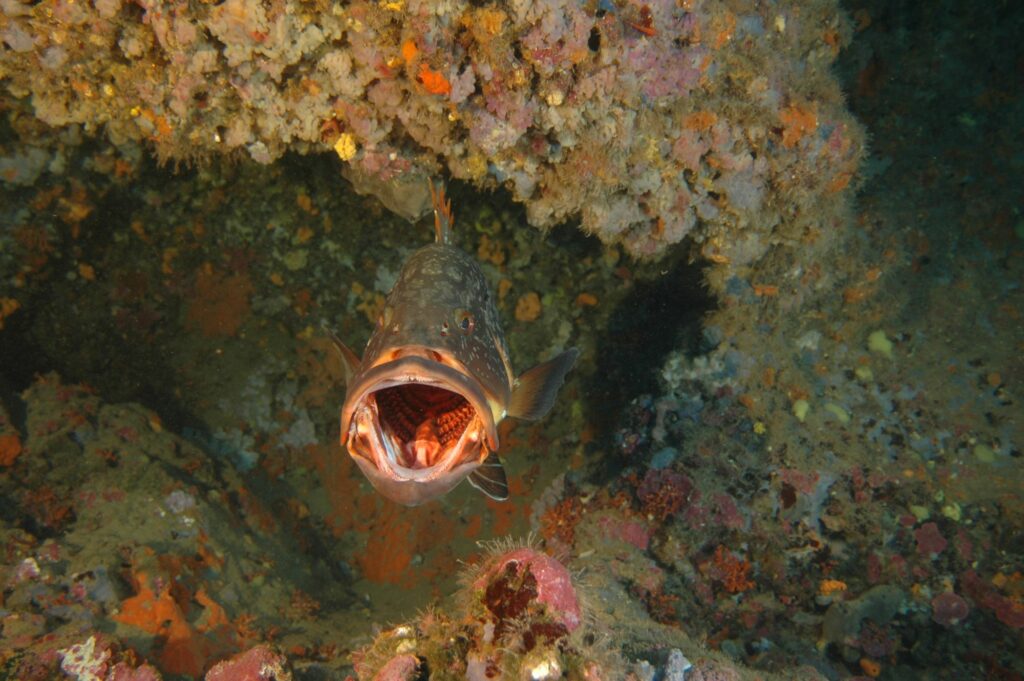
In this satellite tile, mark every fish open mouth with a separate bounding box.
[374,383,476,469]
[341,351,499,481]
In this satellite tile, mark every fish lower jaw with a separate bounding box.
[348,406,485,483]
[381,421,484,478]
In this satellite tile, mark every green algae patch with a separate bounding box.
[867,330,893,359]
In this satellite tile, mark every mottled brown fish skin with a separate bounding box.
[334,182,578,505]
[362,242,512,410]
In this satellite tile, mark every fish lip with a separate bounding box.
[350,455,477,505]
[341,352,499,457]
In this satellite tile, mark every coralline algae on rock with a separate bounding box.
[472,546,582,634]
[204,645,292,681]
[0,0,862,269]
[353,544,618,680]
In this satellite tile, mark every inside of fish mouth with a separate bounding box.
[372,383,476,469]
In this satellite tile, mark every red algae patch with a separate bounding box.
[185,267,254,337]
[0,432,22,466]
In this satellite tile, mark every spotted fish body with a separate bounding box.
[333,184,579,506]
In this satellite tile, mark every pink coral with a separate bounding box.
[474,547,581,633]
[780,468,820,495]
[373,654,420,681]
[637,469,694,521]
[710,492,746,530]
[959,569,1024,629]
[914,522,948,558]
[204,645,290,681]
[930,592,970,626]
[107,662,164,681]
[597,515,651,550]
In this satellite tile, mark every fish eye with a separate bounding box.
[455,309,475,335]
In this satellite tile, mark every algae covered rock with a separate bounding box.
[353,543,619,680]
[0,0,863,270]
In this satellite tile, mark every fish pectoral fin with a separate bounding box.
[468,453,509,501]
[508,348,580,421]
[324,326,362,385]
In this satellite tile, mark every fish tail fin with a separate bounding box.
[429,179,454,245]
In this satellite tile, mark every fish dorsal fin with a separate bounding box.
[508,348,580,421]
[468,452,509,501]
[429,180,454,245]
[324,326,361,386]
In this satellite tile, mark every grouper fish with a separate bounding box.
[330,183,579,506]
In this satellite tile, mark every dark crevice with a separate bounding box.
[584,253,715,450]
[0,178,206,439]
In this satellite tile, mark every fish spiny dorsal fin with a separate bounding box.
[429,180,454,245]
[323,323,361,386]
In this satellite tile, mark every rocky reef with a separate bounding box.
[0,0,862,268]
[353,544,600,680]
[351,542,824,681]
[0,374,356,679]
[0,372,830,680]
[1,0,1021,680]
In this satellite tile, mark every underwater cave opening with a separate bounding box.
[0,161,206,438]
[583,250,716,466]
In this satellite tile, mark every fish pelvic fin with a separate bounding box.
[429,179,454,245]
[508,348,580,421]
[468,452,509,501]
[324,325,361,386]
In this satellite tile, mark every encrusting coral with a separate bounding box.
[352,541,620,680]
[0,0,863,272]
